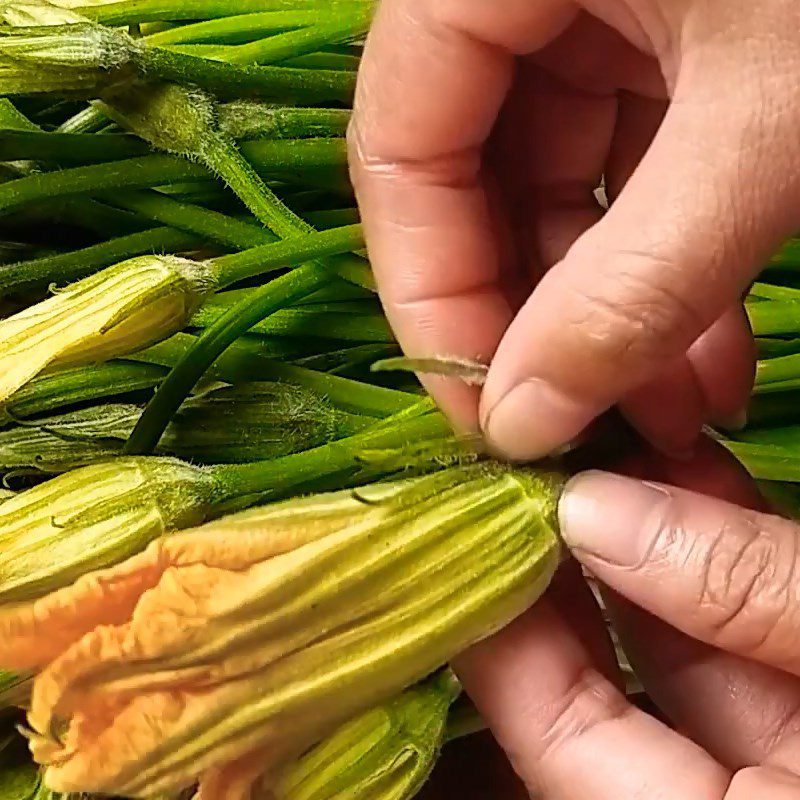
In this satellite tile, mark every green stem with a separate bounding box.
[280,51,361,71]
[129,333,417,416]
[86,0,370,25]
[0,141,346,216]
[211,222,364,285]
[217,105,351,140]
[194,137,372,287]
[222,10,373,66]
[294,343,400,375]
[749,282,800,301]
[0,361,167,423]
[755,354,800,387]
[212,410,451,499]
[194,296,390,342]
[201,134,302,236]
[719,439,800,483]
[104,190,271,249]
[0,226,200,293]
[0,131,149,165]
[144,10,324,45]
[0,99,39,132]
[124,264,329,454]
[747,300,800,337]
[56,104,110,134]
[135,46,356,102]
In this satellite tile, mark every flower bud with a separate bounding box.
[163,383,367,464]
[270,672,459,800]
[100,82,216,158]
[0,455,221,607]
[0,255,215,403]
[4,464,562,797]
[0,385,367,473]
[0,21,134,69]
[0,404,138,472]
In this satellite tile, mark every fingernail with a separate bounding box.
[558,471,672,567]
[482,379,593,462]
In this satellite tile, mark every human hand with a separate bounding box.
[452,440,800,798]
[349,0,800,461]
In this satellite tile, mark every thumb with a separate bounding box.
[480,33,800,461]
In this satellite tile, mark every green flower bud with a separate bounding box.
[0,455,222,604]
[0,384,368,472]
[0,404,137,472]
[0,21,134,69]
[162,383,368,464]
[272,672,459,800]
[0,255,215,403]
[99,82,216,158]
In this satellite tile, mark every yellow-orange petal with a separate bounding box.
[196,748,273,800]
[0,499,348,671]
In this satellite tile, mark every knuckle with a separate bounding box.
[697,510,799,655]
[538,667,631,762]
[560,251,707,373]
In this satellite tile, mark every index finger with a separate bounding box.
[348,0,576,427]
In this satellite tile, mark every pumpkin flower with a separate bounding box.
[1,464,563,798]
[0,455,221,607]
[0,255,214,404]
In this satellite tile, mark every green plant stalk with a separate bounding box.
[124,264,336,454]
[719,439,800,483]
[102,84,367,284]
[192,294,391,342]
[211,408,453,501]
[0,227,201,293]
[105,190,269,244]
[281,50,360,70]
[747,300,800,337]
[445,702,486,743]
[129,333,418,417]
[0,131,150,165]
[136,45,356,102]
[0,362,168,425]
[144,10,334,45]
[173,47,362,72]
[219,10,373,66]
[55,104,108,134]
[755,354,800,388]
[0,99,38,131]
[85,0,371,25]
[217,104,351,140]
[0,131,353,166]
[0,142,345,217]
[749,282,800,301]
[210,223,364,285]
[295,343,401,377]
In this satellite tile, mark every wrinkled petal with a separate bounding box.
[15,466,561,798]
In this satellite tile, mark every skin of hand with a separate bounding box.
[349,1,800,798]
[349,0,800,462]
